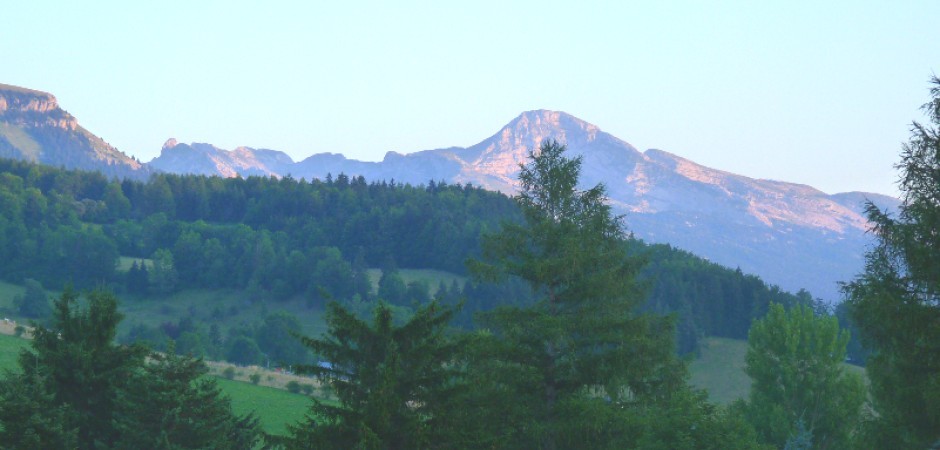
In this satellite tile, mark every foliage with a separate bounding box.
[0,289,258,449]
[742,303,864,449]
[468,140,685,448]
[287,301,462,449]
[15,288,148,448]
[634,241,814,354]
[149,248,178,295]
[0,372,78,449]
[256,311,309,366]
[12,278,50,320]
[0,154,816,361]
[114,347,261,449]
[843,75,940,447]
[226,336,264,366]
[285,380,301,394]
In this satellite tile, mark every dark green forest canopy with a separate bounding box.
[0,157,810,354]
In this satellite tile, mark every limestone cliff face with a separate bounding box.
[0,84,79,130]
[0,83,146,178]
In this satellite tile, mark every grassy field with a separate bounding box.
[118,266,462,338]
[0,332,28,370]
[0,122,42,161]
[689,337,751,404]
[216,377,312,436]
[0,333,313,436]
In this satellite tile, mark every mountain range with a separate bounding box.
[0,83,897,302]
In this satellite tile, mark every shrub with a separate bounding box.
[285,380,301,394]
[300,383,314,395]
[222,366,235,380]
[249,373,261,385]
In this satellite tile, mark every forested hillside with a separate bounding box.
[0,157,809,355]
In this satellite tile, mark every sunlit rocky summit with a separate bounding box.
[0,82,896,302]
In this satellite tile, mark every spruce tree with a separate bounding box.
[287,301,462,449]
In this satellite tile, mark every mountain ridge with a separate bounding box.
[0,84,894,302]
[149,109,893,301]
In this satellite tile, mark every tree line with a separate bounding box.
[0,153,813,358]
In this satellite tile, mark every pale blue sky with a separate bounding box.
[3,1,938,196]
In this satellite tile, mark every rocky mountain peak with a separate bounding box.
[480,110,605,158]
[0,82,145,177]
[162,138,179,150]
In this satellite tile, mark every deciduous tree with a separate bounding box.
[742,303,864,448]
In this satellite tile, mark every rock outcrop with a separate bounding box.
[0,83,148,179]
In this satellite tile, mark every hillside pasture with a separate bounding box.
[689,337,868,404]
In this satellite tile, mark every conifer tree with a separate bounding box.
[469,140,684,448]
[14,288,148,448]
[114,346,260,449]
[287,301,462,449]
[843,76,940,447]
[0,372,78,449]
